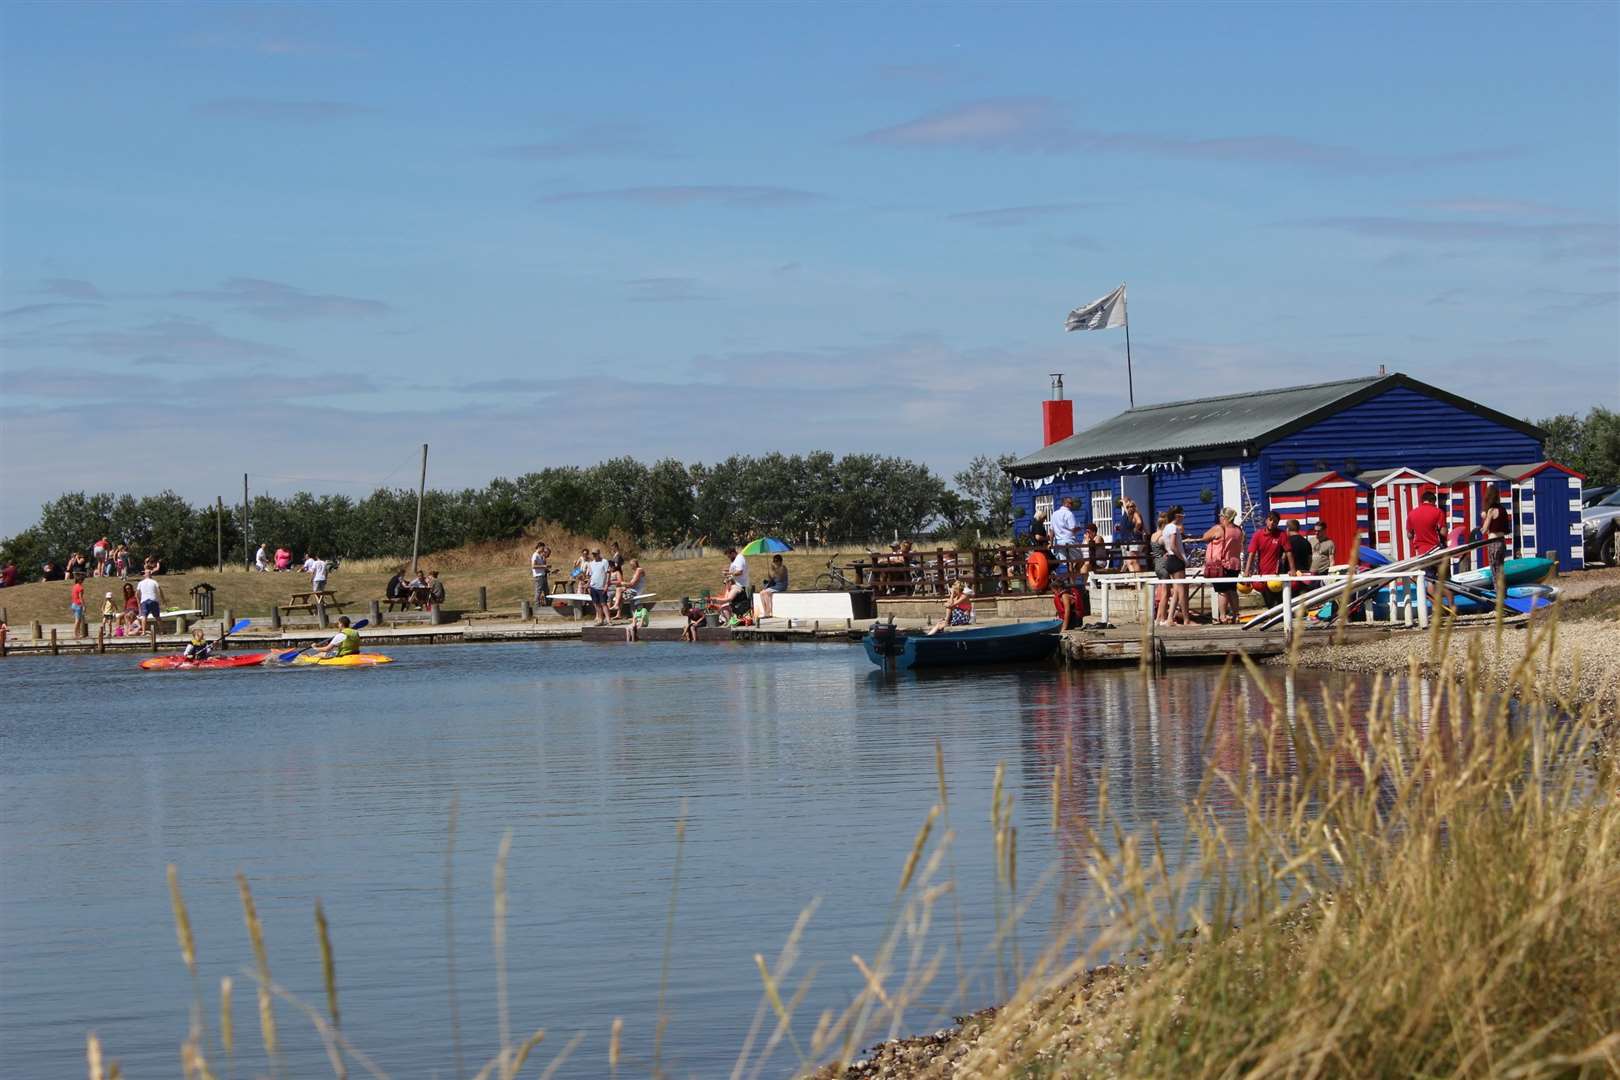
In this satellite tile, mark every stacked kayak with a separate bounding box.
[1367,557,1558,619]
[140,653,271,671]
[285,653,394,667]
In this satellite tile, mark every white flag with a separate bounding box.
[1065,284,1127,332]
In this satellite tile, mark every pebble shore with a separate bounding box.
[1274,579,1620,707]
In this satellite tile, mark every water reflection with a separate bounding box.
[3,643,1429,1079]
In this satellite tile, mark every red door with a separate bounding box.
[1316,488,1359,560]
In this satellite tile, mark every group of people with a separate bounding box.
[72,574,166,638]
[385,566,445,610]
[550,544,646,626]
[36,546,158,585]
[253,543,327,577]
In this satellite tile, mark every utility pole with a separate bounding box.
[216,496,224,571]
[242,473,250,569]
[411,443,428,575]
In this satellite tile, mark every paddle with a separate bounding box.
[277,618,369,663]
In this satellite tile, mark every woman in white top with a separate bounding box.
[1160,506,1190,626]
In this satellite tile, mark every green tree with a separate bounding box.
[1537,406,1620,486]
[644,459,695,545]
[953,453,1018,535]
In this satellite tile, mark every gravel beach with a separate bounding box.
[1273,574,1620,709]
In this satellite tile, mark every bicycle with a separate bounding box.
[814,559,859,591]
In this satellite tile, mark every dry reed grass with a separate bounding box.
[120,620,1616,1080]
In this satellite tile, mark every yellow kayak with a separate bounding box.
[289,653,395,667]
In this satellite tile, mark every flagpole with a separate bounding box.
[1123,283,1134,407]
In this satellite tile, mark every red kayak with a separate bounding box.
[139,652,271,671]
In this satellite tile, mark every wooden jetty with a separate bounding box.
[1061,623,1391,664]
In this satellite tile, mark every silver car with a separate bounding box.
[1583,487,1620,566]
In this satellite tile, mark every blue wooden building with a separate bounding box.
[1006,372,1545,559]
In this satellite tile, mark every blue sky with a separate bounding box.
[2,1,1616,533]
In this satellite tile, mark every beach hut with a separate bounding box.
[1266,471,1368,558]
[1359,467,1440,560]
[1007,372,1544,549]
[1497,462,1585,570]
[1428,465,1512,569]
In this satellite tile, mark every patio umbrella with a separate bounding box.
[740,537,794,555]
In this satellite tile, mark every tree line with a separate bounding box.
[1537,407,1619,489]
[0,452,1019,580]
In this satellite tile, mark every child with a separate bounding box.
[182,628,213,663]
[926,581,974,635]
[681,599,707,641]
[100,591,118,634]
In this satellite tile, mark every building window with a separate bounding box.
[1090,490,1115,540]
[1034,494,1054,523]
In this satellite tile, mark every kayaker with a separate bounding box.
[182,628,214,663]
[315,615,361,659]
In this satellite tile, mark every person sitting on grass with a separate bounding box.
[315,615,361,659]
[926,580,974,635]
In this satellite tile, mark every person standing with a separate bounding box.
[1244,511,1293,608]
[1405,490,1447,608]
[1027,509,1049,550]
[100,591,118,635]
[255,543,270,572]
[70,576,87,637]
[1200,507,1245,624]
[309,554,329,598]
[1284,520,1313,579]
[136,571,163,629]
[1479,488,1511,591]
[587,549,611,625]
[530,541,552,607]
[1050,496,1078,567]
[1161,506,1190,626]
[1310,523,1337,576]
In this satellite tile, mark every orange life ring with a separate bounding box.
[1026,549,1052,592]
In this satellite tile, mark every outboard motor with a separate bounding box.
[868,616,904,659]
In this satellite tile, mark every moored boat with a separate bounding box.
[863,619,1062,671]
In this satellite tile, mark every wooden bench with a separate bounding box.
[281,590,346,616]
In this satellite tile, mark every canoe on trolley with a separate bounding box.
[863,619,1062,671]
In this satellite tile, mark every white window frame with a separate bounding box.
[1034,494,1054,521]
[1090,490,1115,541]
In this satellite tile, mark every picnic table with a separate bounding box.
[282,590,346,615]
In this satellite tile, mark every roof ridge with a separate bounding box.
[1121,374,1388,415]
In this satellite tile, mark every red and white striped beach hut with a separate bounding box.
[1359,467,1440,560]
[1266,471,1369,558]
[1428,465,1512,569]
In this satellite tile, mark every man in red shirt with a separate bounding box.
[1244,510,1295,608]
[1405,489,1449,610]
[1405,490,1446,556]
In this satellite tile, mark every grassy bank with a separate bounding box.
[0,544,866,627]
[97,628,1618,1078]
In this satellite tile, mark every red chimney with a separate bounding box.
[1042,373,1073,446]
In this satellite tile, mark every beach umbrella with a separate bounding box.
[740,537,794,555]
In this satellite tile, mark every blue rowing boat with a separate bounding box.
[863,619,1063,670]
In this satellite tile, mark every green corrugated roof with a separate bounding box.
[1010,375,1386,475]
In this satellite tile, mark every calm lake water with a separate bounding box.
[1,642,1405,1078]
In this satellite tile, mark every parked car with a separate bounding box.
[1582,487,1620,566]
[1581,483,1617,509]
